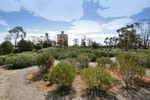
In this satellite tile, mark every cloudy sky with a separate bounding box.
[0,0,150,45]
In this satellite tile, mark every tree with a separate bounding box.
[116,23,143,51]
[1,41,14,54]
[73,38,79,46]
[5,35,12,41]
[34,43,42,50]
[138,19,150,49]
[18,39,27,52]
[81,36,86,47]
[91,41,101,49]
[18,39,34,52]
[42,41,51,48]
[9,26,26,49]
[87,37,93,47]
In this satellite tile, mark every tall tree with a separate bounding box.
[1,41,14,54]
[8,26,26,49]
[81,36,86,47]
[73,38,79,46]
[116,23,143,51]
[138,19,150,49]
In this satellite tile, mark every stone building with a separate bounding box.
[57,31,68,48]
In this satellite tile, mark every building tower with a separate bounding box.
[57,31,68,48]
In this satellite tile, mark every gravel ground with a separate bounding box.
[0,66,45,100]
[0,60,60,100]
[0,59,150,100]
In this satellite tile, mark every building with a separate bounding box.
[57,31,68,48]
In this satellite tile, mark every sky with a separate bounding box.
[0,0,150,45]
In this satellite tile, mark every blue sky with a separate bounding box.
[0,0,150,45]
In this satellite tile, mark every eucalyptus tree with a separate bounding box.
[116,23,143,51]
[8,26,26,49]
[73,38,79,46]
[138,19,150,49]
[81,36,86,47]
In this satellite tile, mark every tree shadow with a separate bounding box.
[118,85,150,100]
[27,71,45,83]
[81,88,118,100]
[45,86,76,100]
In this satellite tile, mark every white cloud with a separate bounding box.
[0,0,21,12]
[0,0,84,22]
[68,20,103,34]
[97,0,150,17]
[0,18,9,27]
[102,17,133,30]
[0,32,8,44]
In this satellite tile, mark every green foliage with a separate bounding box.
[83,53,96,62]
[117,23,143,51]
[67,50,77,58]
[5,56,14,65]
[42,41,52,48]
[81,67,114,91]
[46,47,61,59]
[48,63,76,87]
[115,52,145,88]
[58,53,69,60]
[11,53,37,69]
[0,56,7,66]
[34,43,42,50]
[37,51,54,73]
[138,49,150,68]
[1,41,14,54]
[60,58,77,67]
[18,39,34,52]
[76,54,90,69]
[96,57,113,69]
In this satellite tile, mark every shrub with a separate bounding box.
[83,53,96,62]
[48,63,76,87]
[47,47,61,59]
[37,51,54,73]
[58,53,69,60]
[1,41,14,54]
[96,57,113,69]
[0,56,7,66]
[81,67,114,91]
[76,55,90,69]
[11,53,37,69]
[61,58,77,67]
[67,50,77,58]
[5,56,14,65]
[114,52,145,89]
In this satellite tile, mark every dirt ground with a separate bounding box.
[0,59,150,100]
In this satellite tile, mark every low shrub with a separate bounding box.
[76,55,90,69]
[67,50,77,58]
[81,67,114,91]
[58,53,69,60]
[96,57,113,69]
[37,51,54,73]
[5,56,14,65]
[83,53,96,62]
[48,63,76,87]
[61,58,77,67]
[0,56,7,66]
[114,52,145,89]
[11,53,37,69]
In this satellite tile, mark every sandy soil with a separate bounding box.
[0,59,150,100]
